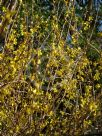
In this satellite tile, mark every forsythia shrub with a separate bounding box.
[0,0,102,135]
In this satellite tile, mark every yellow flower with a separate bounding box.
[0,54,3,60]
[37,59,41,64]
[94,71,100,80]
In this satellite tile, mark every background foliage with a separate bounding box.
[0,0,102,135]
